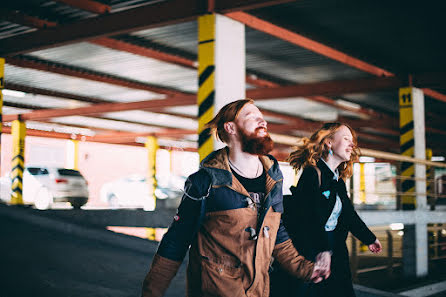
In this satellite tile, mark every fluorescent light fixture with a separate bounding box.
[2,89,26,98]
[336,99,361,110]
[359,156,375,163]
[390,223,404,230]
[432,156,445,162]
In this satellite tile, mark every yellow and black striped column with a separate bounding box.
[146,136,158,210]
[399,87,415,210]
[198,14,216,162]
[0,58,4,155]
[11,119,26,205]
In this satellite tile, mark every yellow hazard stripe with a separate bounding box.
[198,14,216,162]
[400,129,414,146]
[198,106,214,134]
[11,120,26,205]
[402,166,414,178]
[198,14,215,73]
[198,137,214,161]
[399,87,416,208]
[402,195,416,204]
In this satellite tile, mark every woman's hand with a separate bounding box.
[368,238,382,253]
[310,251,332,283]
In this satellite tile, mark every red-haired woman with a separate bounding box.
[271,122,382,297]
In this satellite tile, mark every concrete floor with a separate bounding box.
[0,213,186,297]
[1,205,445,297]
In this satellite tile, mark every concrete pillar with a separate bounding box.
[399,87,426,210]
[145,136,158,211]
[426,149,435,210]
[66,139,79,170]
[399,87,428,277]
[11,119,26,205]
[403,223,428,277]
[197,13,245,161]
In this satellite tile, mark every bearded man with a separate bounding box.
[141,99,331,297]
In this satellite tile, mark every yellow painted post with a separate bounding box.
[198,14,215,162]
[399,87,416,210]
[0,58,4,159]
[145,228,156,241]
[11,119,26,205]
[66,139,79,170]
[73,140,79,170]
[359,163,366,204]
[426,148,435,210]
[146,136,158,210]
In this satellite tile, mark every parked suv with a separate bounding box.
[0,166,89,210]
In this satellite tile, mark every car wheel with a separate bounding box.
[34,187,52,210]
[108,194,118,208]
[70,200,84,209]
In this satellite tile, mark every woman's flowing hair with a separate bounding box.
[287,122,360,180]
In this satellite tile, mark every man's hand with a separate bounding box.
[368,239,382,253]
[310,251,331,283]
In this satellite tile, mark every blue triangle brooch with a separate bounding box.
[322,190,331,199]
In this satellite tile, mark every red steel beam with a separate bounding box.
[90,36,385,119]
[0,0,293,56]
[0,126,195,147]
[226,12,393,77]
[226,12,446,104]
[6,55,189,97]
[53,0,111,14]
[5,82,109,104]
[2,95,195,122]
[92,37,290,90]
[91,37,197,69]
[246,76,404,101]
[214,0,294,13]
[4,75,443,123]
[6,9,438,118]
[422,88,446,103]
[0,9,57,29]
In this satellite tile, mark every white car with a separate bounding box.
[0,166,89,210]
[100,174,185,210]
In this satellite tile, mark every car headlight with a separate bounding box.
[154,189,168,199]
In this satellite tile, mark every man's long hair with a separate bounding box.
[205,99,254,143]
[287,122,359,179]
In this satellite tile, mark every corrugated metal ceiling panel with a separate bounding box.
[131,20,370,84]
[3,92,89,109]
[102,110,197,130]
[0,21,34,40]
[51,116,160,133]
[256,98,340,122]
[5,64,161,102]
[28,42,198,92]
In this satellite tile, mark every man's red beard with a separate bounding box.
[237,125,274,155]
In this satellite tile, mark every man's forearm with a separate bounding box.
[273,239,315,281]
[141,254,182,297]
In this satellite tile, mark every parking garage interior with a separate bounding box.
[0,1,446,297]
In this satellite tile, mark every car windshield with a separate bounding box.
[27,167,49,175]
[58,169,82,177]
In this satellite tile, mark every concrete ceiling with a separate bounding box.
[0,0,445,157]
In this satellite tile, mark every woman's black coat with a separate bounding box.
[270,160,376,297]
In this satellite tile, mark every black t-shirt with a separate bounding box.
[231,168,266,208]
